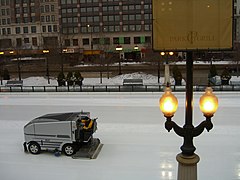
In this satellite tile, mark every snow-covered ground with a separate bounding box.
[1,71,239,87]
[0,72,184,86]
[0,92,240,180]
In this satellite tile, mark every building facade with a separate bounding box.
[0,0,152,59]
[0,0,239,60]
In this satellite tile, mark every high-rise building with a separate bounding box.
[0,0,152,59]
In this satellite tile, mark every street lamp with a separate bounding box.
[43,49,50,84]
[161,51,174,85]
[159,52,218,180]
[87,24,93,51]
[116,45,123,75]
[0,51,4,85]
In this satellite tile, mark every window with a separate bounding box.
[2,28,6,35]
[129,25,135,31]
[41,16,45,22]
[81,26,87,33]
[51,15,55,22]
[1,9,5,16]
[32,37,37,46]
[134,37,141,44]
[65,39,70,46]
[93,16,99,22]
[129,15,135,21]
[145,36,151,43]
[113,37,119,44]
[23,27,28,33]
[48,25,52,32]
[73,17,78,22]
[46,15,50,22]
[15,7,20,14]
[16,27,21,34]
[45,5,50,12]
[93,38,99,45]
[23,7,28,13]
[124,37,130,44]
[2,19,6,25]
[40,6,44,13]
[144,24,151,31]
[80,17,86,22]
[123,25,128,32]
[6,9,10,15]
[53,25,58,32]
[51,5,54,12]
[42,26,46,32]
[31,17,35,22]
[82,38,89,45]
[136,14,141,20]
[30,7,35,13]
[136,25,141,31]
[73,39,78,46]
[23,17,28,23]
[16,17,21,23]
[24,38,29,44]
[7,28,11,34]
[31,26,36,33]
[16,38,22,47]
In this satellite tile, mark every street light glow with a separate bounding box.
[159,87,178,117]
[199,87,218,117]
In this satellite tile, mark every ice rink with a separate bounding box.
[0,92,240,180]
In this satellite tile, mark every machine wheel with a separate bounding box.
[63,144,75,156]
[28,142,41,154]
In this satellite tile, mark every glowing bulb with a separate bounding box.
[159,87,178,117]
[199,87,218,117]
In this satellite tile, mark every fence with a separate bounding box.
[1,84,240,93]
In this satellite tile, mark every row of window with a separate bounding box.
[61,4,151,14]
[1,0,10,6]
[64,36,151,46]
[15,0,35,4]
[40,5,55,13]
[0,25,58,35]
[1,8,10,16]
[62,24,151,34]
[61,0,122,4]
[15,6,36,14]
[0,18,10,25]
[13,35,151,48]
[16,37,38,47]
[61,14,152,24]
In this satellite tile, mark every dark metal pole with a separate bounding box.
[185,51,193,126]
[181,51,195,156]
[158,61,160,84]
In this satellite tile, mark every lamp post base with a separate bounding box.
[176,153,200,180]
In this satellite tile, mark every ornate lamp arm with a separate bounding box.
[165,116,185,137]
[193,116,213,137]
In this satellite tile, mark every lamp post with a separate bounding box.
[0,51,4,85]
[116,45,122,75]
[43,49,50,84]
[87,24,93,51]
[159,52,218,180]
[161,51,174,85]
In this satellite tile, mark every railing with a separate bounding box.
[1,84,240,92]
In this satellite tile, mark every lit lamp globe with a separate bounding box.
[159,87,178,117]
[199,87,218,117]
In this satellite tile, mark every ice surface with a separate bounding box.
[0,92,240,180]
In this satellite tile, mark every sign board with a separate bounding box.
[152,0,233,51]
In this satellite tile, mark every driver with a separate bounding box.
[81,116,93,130]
